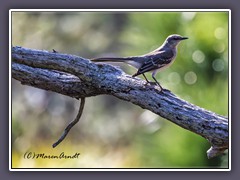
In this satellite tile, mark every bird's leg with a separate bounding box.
[151,72,163,91]
[142,73,151,83]
[142,73,162,91]
[152,76,163,91]
[135,72,162,91]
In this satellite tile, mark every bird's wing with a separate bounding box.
[133,50,174,76]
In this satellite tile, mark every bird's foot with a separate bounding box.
[145,81,164,92]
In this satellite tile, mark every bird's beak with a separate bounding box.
[181,37,188,40]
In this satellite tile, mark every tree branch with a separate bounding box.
[12,46,228,158]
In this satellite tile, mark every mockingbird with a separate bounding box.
[91,34,188,91]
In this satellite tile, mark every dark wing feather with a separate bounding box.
[133,50,174,76]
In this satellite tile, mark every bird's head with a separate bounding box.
[165,34,188,48]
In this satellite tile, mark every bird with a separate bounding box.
[91,34,188,91]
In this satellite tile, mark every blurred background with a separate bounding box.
[11,11,229,168]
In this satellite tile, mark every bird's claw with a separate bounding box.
[144,81,164,91]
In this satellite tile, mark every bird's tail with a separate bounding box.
[91,57,134,62]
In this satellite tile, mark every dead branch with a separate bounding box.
[12,46,228,158]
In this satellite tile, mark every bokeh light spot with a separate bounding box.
[184,71,197,85]
[181,12,196,21]
[192,50,205,64]
[212,59,225,72]
[213,43,225,53]
[168,72,181,84]
[214,27,226,40]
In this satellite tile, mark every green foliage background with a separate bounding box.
[12,11,229,168]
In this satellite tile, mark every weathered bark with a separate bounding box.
[12,46,229,158]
